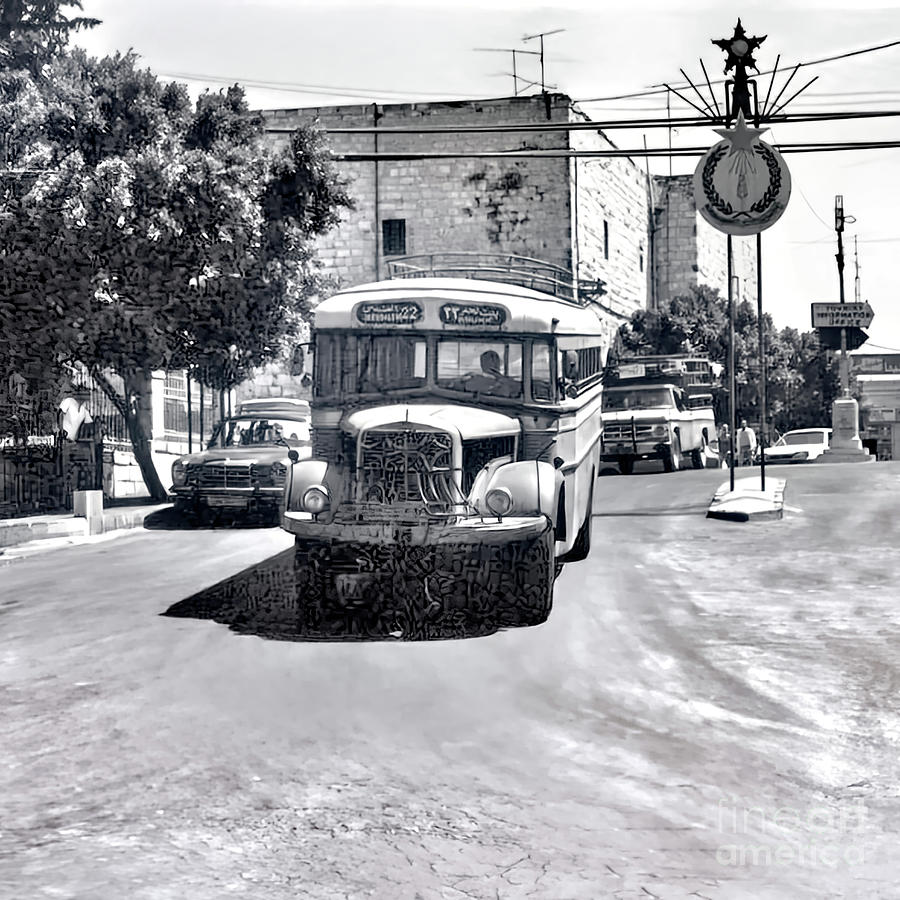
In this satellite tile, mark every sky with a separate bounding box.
[73,0,900,351]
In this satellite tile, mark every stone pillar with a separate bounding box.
[817,397,872,463]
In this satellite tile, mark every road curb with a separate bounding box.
[0,504,170,561]
[706,476,786,522]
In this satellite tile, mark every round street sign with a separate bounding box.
[693,111,791,236]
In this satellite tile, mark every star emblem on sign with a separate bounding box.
[714,110,768,155]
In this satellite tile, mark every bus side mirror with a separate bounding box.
[288,449,299,463]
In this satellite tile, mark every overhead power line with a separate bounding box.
[263,108,900,136]
[158,37,900,108]
[325,140,900,162]
[577,36,900,103]
[157,70,487,101]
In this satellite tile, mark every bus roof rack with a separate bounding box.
[386,252,606,307]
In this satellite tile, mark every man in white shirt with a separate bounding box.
[737,419,757,467]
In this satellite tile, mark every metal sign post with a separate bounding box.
[694,20,792,495]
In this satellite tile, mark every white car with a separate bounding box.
[763,428,832,464]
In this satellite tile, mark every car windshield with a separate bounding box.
[436,339,523,399]
[779,431,827,446]
[209,417,311,449]
[602,388,674,411]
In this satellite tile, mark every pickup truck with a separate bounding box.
[600,361,718,474]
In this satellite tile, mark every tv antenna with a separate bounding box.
[473,46,541,96]
[521,28,566,94]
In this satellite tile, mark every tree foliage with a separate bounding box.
[0,47,353,498]
[616,284,841,434]
[0,0,99,74]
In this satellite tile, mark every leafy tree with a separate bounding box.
[0,49,352,499]
[615,283,840,435]
[0,0,98,74]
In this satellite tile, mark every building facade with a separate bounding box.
[262,93,757,360]
[852,353,900,460]
[651,174,758,309]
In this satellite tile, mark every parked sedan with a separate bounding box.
[170,413,312,524]
[763,427,832,464]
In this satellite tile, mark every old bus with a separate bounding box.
[282,256,608,630]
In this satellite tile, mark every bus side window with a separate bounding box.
[532,342,553,401]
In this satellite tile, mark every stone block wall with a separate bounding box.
[652,174,758,307]
[263,94,575,287]
[569,112,650,323]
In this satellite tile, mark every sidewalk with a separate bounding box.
[0,497,171,561]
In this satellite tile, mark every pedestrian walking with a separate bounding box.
[737,419,757,467]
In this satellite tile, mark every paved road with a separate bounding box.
[3,463,900,899]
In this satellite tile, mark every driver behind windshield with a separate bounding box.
[461,350,521,398]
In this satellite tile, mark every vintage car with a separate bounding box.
[762,427,832,464]
[237,397,310,422]
[170,411,312,524]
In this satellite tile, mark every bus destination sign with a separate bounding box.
[439,303,507,328]
[355,301,423,326]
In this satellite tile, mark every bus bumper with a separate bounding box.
[283,512,555,630]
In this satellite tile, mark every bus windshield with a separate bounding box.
[314,333,552,401]
[436,339,523,399]
[602,388,674,411]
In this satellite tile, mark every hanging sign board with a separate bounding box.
[810,301,874,329]
[439,303,507,328]
[354,301,423,326]
[693,111,791,236]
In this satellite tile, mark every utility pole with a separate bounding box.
[819,193,869,459]
[834,194,850,398]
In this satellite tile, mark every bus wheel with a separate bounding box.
[619,457,634,475]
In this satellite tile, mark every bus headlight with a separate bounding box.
[301,484,330,514]
[485,487,514,517]
[171,460,186,486]
[652,424,667,438]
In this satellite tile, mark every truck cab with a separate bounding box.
[600,357,718,474]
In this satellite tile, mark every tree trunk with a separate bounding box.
[91,366,168,502]
[123,369,169,501]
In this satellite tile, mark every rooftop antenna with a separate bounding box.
[521,28,566,95]
[473,46,540,96]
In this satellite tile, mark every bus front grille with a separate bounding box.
[358,427,458,505]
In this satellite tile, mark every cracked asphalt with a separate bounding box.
[3,462,900,899]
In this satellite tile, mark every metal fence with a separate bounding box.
[0,437,103,518]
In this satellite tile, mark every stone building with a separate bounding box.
[852,353,900,460]
[651,175,758,308]
[260,92,758,357]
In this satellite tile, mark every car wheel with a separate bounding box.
[618,457,634,475]
[691,433,707,470]
[663,434,682,473]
